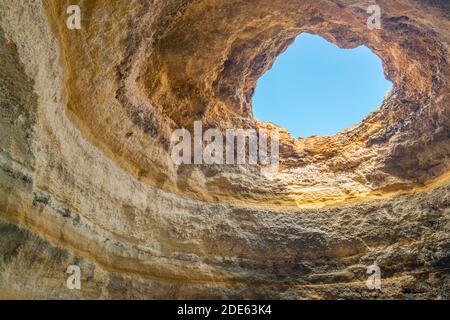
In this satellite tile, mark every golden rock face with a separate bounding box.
[0,0,449,299]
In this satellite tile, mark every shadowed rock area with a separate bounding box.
[0,0,449,299]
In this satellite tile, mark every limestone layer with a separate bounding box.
[0,0,449,299]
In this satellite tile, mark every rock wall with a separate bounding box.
[0,0,449,299]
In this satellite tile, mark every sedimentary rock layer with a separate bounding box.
[0,0,449,299]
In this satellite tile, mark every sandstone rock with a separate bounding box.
[0,0,448,299]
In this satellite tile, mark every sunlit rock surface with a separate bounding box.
[0,0,449,299]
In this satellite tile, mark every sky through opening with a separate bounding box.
[252,33,393,138]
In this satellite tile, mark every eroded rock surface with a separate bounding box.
[0,0,449,299]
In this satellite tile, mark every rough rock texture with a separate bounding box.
[0,0,449,299]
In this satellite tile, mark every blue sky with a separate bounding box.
[252,33,393,138]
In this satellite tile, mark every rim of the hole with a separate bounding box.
[250,33,394,140]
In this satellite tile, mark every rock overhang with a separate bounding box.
[0,0,449,299]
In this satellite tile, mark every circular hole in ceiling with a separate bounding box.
[252,33,393,138]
